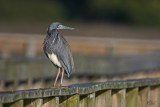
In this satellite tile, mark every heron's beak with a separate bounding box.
[58,25,75,30]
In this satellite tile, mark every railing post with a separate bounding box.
[126,88,138,107]
[95,90,111,107]
[79,93,95,107]
[0,103,3,107]
[0,81,5,91]
[24,98,43,107]
[59,94,79,107]
[25,38,36,58]
[138,87,150,107]
[149,86,160,107]
[43,97,59,107]
[112,89,126,107]
[4,100,23,107]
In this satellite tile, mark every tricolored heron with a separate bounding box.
[43,22,75,87]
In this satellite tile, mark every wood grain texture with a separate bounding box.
[79,93,95,107]
[0,78,160,107]
[112,89,126,107]
[138,87,150,107]
[126,88,138,107]
[95,90,111,107]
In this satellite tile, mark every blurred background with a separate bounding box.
[0,0,160,91]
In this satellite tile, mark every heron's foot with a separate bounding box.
[50,85,67,88]
[59,85,67,88]
[50,85,57,88]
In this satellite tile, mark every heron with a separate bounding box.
[43,22,75,87]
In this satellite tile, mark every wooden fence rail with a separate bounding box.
[0,78,160,107]
[1,33,160,58]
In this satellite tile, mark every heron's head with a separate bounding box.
[48,22,75,32]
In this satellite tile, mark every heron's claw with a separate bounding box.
[50,85,57,88]
[50,85,67,88]
[59,85,67,88]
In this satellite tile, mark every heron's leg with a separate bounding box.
[53,67,61,87]
[60,68,65,87]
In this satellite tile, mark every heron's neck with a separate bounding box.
[48,29,58,36]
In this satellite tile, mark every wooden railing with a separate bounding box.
[1,33,160,58]
[0,78,160,107]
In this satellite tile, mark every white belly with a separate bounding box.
[48,53,62,67]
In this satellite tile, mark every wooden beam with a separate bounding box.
[24,99,43,107]
[79,93,95,107]
[0,78,160,106]
[4,100,23,107]
[112,89,126,107]
[95,90,111,107]
[43,97,58,107]
[59,94,79,107]
[126,88,138,107]
[138,87,150,107]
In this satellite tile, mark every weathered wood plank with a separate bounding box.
[0,103,3,107]
[156,86,160,107]
[24,99,43,107]
[150,86,160,107]
[112,89,126,107]
[0,78,160,105]
[95,90,111,107]
[79,93,95,107]
[59,94,79,107]
[27,79,33,89]
[13,80,18,91]
[126,88,138,107]
[43,97,58,107]
[138,87,150,107]
[4,100,23,107]
[0,81,5,91]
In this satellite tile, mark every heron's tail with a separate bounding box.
[64,69,71,78]
[67,69,72,78]
[67,73,70,78]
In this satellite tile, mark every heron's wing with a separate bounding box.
[43,34,53,59]
[43,31,58,58]
[53,34,74,77]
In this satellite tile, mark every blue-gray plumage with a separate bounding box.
[43,22,75,87]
